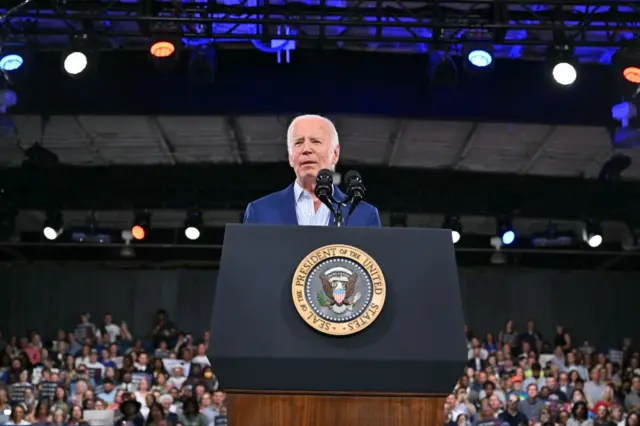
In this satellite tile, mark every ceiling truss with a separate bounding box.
[3,0,640,48]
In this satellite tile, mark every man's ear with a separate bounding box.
[332,144,340,166]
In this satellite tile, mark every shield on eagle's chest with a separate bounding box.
[333,288,345,305]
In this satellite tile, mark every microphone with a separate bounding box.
[314,169,334,201]
[345,170,365,219]
[315,169,344,226]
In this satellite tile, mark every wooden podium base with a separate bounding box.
[226,390,445,426]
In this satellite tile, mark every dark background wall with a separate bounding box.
[0,265,636,348]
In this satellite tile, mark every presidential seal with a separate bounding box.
[291,244,386,336]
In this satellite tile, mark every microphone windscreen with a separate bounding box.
[316,169,333,183]
[344,170,361,185]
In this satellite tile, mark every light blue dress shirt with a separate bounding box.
[293,181,331,226]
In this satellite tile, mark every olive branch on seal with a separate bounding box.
[316,291,331,307]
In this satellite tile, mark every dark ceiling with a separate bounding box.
[4,50,622,127]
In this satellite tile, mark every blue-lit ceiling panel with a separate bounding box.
[1,1,640,64]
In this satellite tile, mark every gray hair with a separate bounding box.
[286,114,340,154]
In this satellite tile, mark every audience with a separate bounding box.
[0,309,227,426]
[445,320,640,426]
[3,310,638,426]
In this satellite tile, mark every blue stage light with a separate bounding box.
[501,230,515,245]
[0,54,24,72]
[467,49,493,68]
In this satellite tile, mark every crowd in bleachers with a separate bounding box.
[445,320,640,426]
[0,309,226,426]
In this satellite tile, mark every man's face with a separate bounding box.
[288,117,339,183]
[477,372,487,384]
[508,395,519,409]
[527,384,538,399]
[213,391,225,405]
[632,376,640,392]
[489,395,500,410]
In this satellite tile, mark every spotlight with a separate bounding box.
[150,41,176,58]
[547,43,578,86]
[43,211,63,241]
[63,51,88,75]
[582,219,602,248]
[613,46,640,87]
[61,35,95,77]
[623,66,640,84]
[0,47,32,85]
[497,218,516,246]
[184,210,203,241]
[467,49,493,68]
[131,211,151,241]
[0,54,23,72]
[149,39,180,71]
[442,215,462,244]
[552,62,577,86]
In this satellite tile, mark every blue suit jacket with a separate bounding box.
[243,184,381,227]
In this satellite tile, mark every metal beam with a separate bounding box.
[72,116,108,165]
[225,116,248,164]
[4,2,640,47]
[148,116,178,165]
[452,122,479,170]
[519,125,558,175]
[384,119,406,167]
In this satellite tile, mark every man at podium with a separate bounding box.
[243,114,381,227]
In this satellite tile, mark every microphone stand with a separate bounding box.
[322,194,347,227]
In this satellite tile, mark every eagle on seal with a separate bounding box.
[319,266,362,314]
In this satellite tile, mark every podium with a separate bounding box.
[209,224,466,426]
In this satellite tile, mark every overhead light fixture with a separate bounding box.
[497,218,516,246]
[0,54,23,72]
[552,61,577,86]
[582,219,603,248]
[0,46,33,85]
[149,38,180,71]
[548,44,578,86]
[467,49,493,68]
[131,211,151,241]
[184,209,203,241]
[623,66,640,84]
[62,35,94,77]
[613,45,640,85]
[43,210,63,241]
[150,41,176,58]
[442,215,462,244]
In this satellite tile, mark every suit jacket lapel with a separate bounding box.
[282,184,298,225]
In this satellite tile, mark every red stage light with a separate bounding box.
[131,225,146,240]
[623,66,640,84]
[150,41,176,58]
